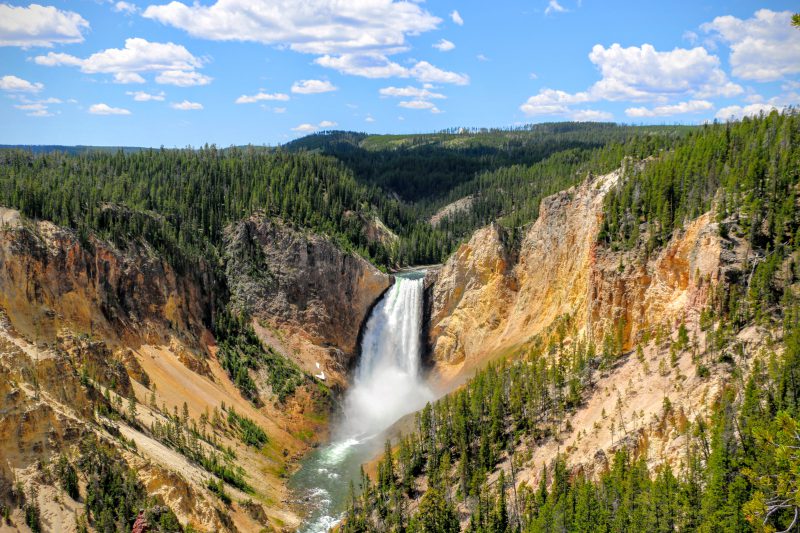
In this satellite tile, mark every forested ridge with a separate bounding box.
[341,110,800,533]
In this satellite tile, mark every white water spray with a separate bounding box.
[339,274,434,438]
[291,272,434,533]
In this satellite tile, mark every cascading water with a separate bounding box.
[289,271,434,532]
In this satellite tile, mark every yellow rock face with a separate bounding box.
[427,169,723,383]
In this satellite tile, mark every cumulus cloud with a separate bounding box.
[143,0,439,55]
[410,61,468,85]
[398,99,441,113]
[170,100,203,110]
[545,0,567,15]
[141,1,469,85]
[89,103,131,115]
[0,4,89,47]
[587,43,741,101]
[380,85,446,113]
[115,2,138,14]
[571,109,613,121]
[520,42,742,120]
[702,9,800,82]
[315,53,468,84]
[379,85,445,99]
[292,120,337,133]
[14,102,53,117]
[235,92,290,104]
[126,90,165,101]
[11,95,63,117]
[155,70,211,86]
[450,10,464,26]
[315,53,408,79]
[433,39,455,52]
[115,72,146,84]
[35,38,211,86]
[291,79,337,94]
[625,99,713,117]
[0,75,43,92]
[715,103,779,121]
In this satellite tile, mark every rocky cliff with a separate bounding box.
[424,167,751,480]
[224,216,392,386]
[427,169,732,377]
[0,209,391,531]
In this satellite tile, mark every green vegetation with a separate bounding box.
[77,436,183,532]
[342,111,800,533]
[148,399,250,492]
[601,111,799,256]
[227,406,269,448]
[215,311,306,403]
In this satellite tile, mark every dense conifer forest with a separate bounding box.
[340,111,800,532]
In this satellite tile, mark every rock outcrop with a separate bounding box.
[0,216,211,349]
[224,216,392,384]
[426,169,734,380]
[0,209,395,531]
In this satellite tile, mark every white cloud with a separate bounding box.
[291,120,337,133]
[625,99,713,117]
[315,53,408,79]
[433,39,455,52]
[89,103,131,115]
[410,61,469,85]
[715,103,778,121]
[170,100,203,110]
[379,85,445,99]
[521,42,743,119]
[155,70,212,86]
[291,79,337,94]
[14,102,53,117]
[0,75,43,93]
[477,54,489,62]
[143,0,439,55]
[520,88,591,115]
[545,0,567,15]
[35,38,210,86]
[114,72,146,84]
[235,92,290,104]
[0,4,89,47]
[272,107,286,113]
[115,2,138,14]
[292,123,318,133]
[570,109,612,121]
[702,9,800,82]
[398,99,441,113]
[587,43,742,101]
[315,53,468,84]
[451,10,464,26]
[126,90,165,101]
[365,115,375,122]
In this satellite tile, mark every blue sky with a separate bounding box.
[1,0,798,147]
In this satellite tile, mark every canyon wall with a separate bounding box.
[0,209,392,531]
[224,216,392,385]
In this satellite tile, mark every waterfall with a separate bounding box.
[290,271,434,533]
[339,272,434,438]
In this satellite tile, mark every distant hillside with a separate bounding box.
[0,144,146,154]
